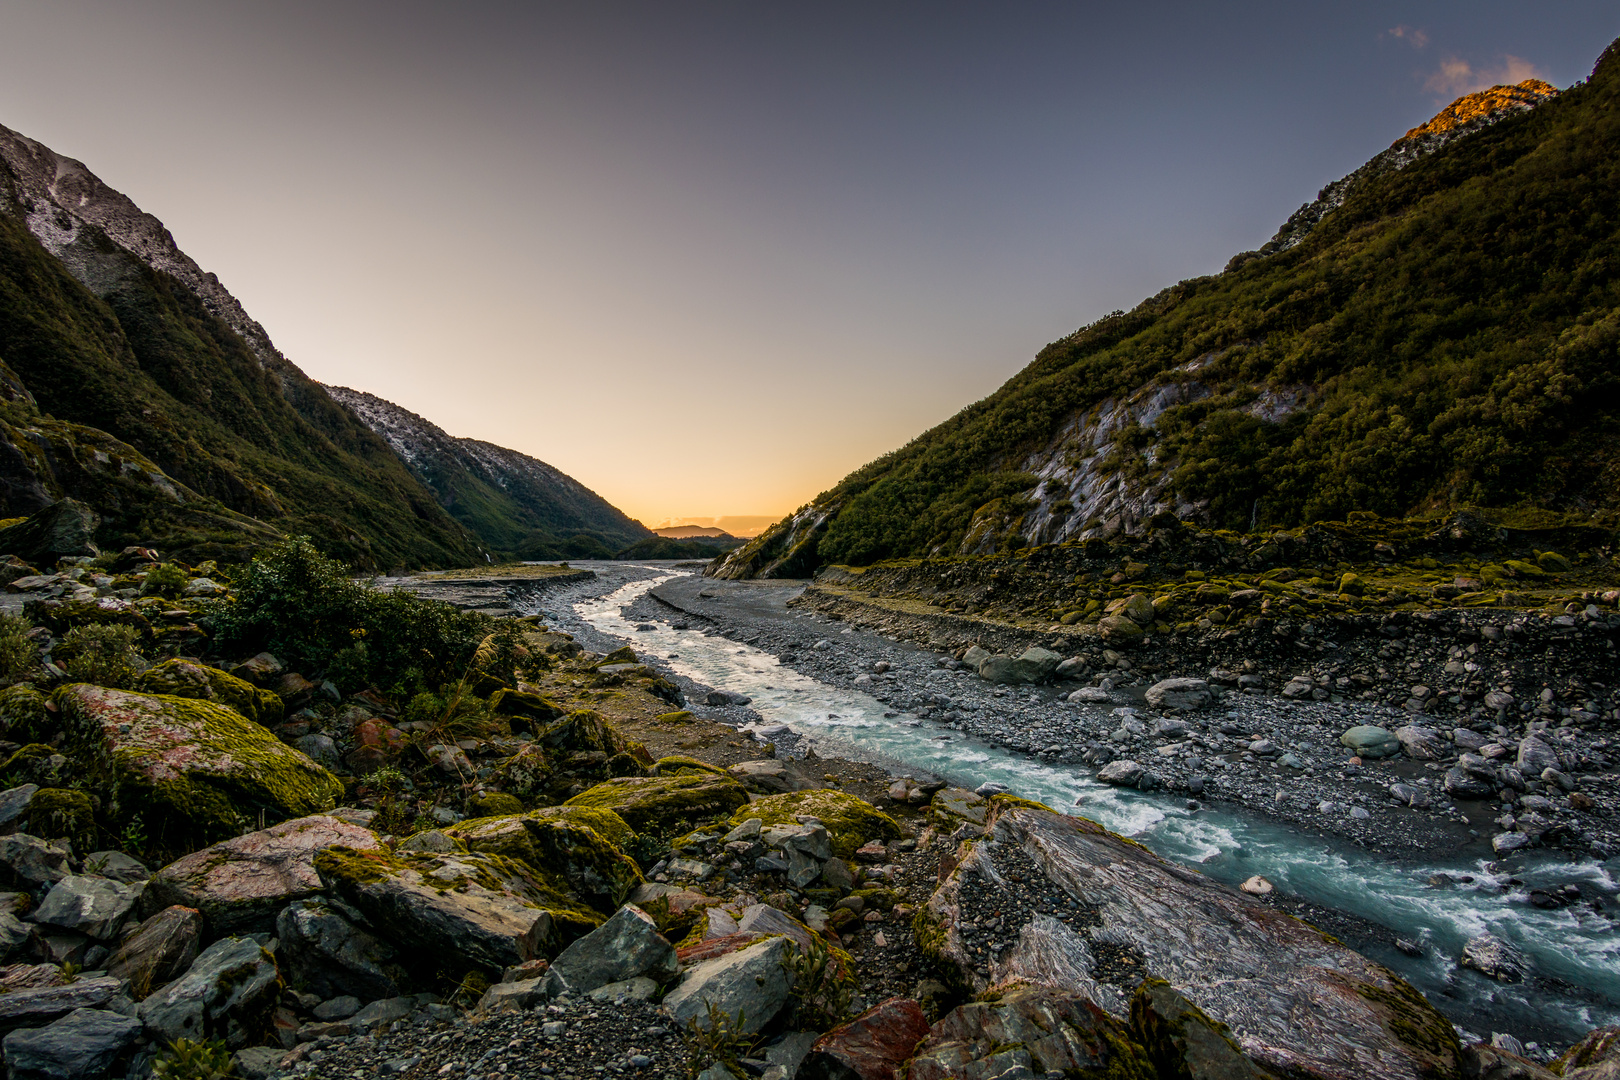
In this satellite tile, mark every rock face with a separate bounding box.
[135,659,284,726]
[137,935,282,1049]
[1130,978,1275,1079]
[661,936,795,1034]
[917,803,1459,1080]
[907,983,1155,1080]
[0,501,100,563]
[548,905,679,993]
[0,1006,142,1080]
[314,846,600,977]
[147,814,383,934]
[800,997,931,1080]
[52,684,342,845]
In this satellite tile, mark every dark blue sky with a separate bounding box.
[2,2,1615,527]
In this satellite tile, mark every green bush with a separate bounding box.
[57,624,143,688]
[139,563,190,598]
[0,615,36,683]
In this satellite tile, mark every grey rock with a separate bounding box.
[1452,728,1489,751]
[31,876,141,940]
[728,760,808,794]
[696,1065,745,1080]
[232,1046,288,1080]
[587,976,659,1003]
[1492,832,1532,855]
[1483,691,1517,712]
[291,735,342,773]
[1096,760,1144,787]
[82,852,149,885]
[737,905,816,956]
[0,500,100,563]
[106,905,203,1001]
[1388,784,1431,809]
[1145,678,1212,712]
[1460,934,1525,982]
[1068,687,1111,704]
[275,899,401,1001]
[549,905,678,993]
[0,909,30,961]
[0,975,123,1030]
[662,936,794,1034]
[0,785,40,831]
[1281,677,1314,699]
[1395,725,1447,761]
[1340,725,1400,759]
[1053,658,1087,681]
[0,834,72,888]
[477,976,552,1013]
[0,1006,141,1080]
[724,818,762,843]
[138,936,281,1049]
[960,646,991,671]
[1444,766,1495,800]
[785,848,821,889]
[312,995,362,1021]
[1516,737,1561,774]
[397,829,460,854]
[348,996,414,1031]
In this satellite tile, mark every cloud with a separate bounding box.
[1387,25,1429,49]
[1424,54,1543,96]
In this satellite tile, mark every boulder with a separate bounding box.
[1459,1042,1559,1080]
[549,905,679,993]
[1552,1025,1620,1079]
[1444,766,1495,800]
[0,969,123,1030]
[728,759,812,794]
[907,983,1154,1080]
[0,501,99,564]
[82,851,150,885]
[1097,616,1145,644]
[960,646,991,670]
[1096,760,1145,787]
[275,899,401,1001]
[0,1006,142,1080]
[445,810,642,913]
[106,905,203,1000]
[799,997,930,1080]
[1145,678,1212,712]
[0,834,72,889]
[916,802,1460,1080]
[1130,978,1275,1079]
[30,875,141,940]
[563,773,749,836]
[146,814,383,935]
[1008,648,1062,683]
[930,788,988,831]
[51,685,342,847]
[1340,726,1401,759]
[1123,593,1156,627]
[138,936,282,1049]
[1460,934,1525,983]
[1069,687,1112,704]
[229,653,283,687]
[293,734,342,773]
[314,846,600,977]
[135,659,284,726]
[1516,738,1562,774]
[1053,657,1087,680]
[0,911,32,961]
[722,790,900,860]
[1395,725,1447,761]
[662,936,794,1034]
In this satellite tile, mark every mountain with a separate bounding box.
[655,526,735,539]
[711,40,1620,579]
[322,385,650,559]
[0,122,484,569]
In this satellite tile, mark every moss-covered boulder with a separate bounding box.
[466,792,524,818]
[492,710,654,802]
[565,773,750,837]
[52,684,342,849]
[725,790,901,859]
[313,845,601,975]
[908,983,1156,1080]
[22,597,151,638]
[652,755,728,777]
[0,686,50,744]
[136,659,284,726]
[1,743,65,787]
[23,789,95,853]
[488,689,566,726]
[446,810,642,912]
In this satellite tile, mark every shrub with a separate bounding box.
[0,615,37,683]
[139,563,189,598]
[57,624,143,688]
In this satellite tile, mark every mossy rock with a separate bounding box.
[23,788,95,853]
[654,710,694,725]
[446,811,642,913]
[1503,559,1548,579]
[1,743,64,787]
[466,791,525,818]
[22,599,152,639]
[565,773,750,837]
[726,790,901,859]
[1536,551,1572,573]
[488,689,567,725]
[594,646,638,668]
[1129,978,1276,1079]
[523,805,638,850]
[490,744,560,802]
[652,755,728,777]
[52,683,343,850]
[136,658,284,726]
[537,710,651,767]
[0,686,51,745]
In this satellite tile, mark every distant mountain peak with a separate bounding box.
[1398,79,1559,144]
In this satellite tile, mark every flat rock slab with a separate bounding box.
[1,1005,142,1080]
[920,804,1459,1080]
[148,814,382,934]
[0,973,123,1031]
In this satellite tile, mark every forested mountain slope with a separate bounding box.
[712,40,1620,580]
[0,122,480,569]
[323,385,650,560]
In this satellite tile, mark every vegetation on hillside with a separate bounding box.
[736,39,1620,574]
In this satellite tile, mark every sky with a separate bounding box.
[1,2,1616,534]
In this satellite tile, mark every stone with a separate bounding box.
[589,976,660,1003]
[549,904,679,993]
[0,501,100,564]
[233,1046,289,1080]
[1459,1042,1558,1080]
[349,996,414,1031]
[314,846,598,977]
[728,759,810,794]
[729,790,900,860]
[147,814,384,935]
[138,936,282,1049]
[917,802,1461,1080]
[737,905,817,957]
[1341,726,1401,759]
[1395,725,1448,761]
[1460,934,1525,982]
[292,734,342,772]
[106,906,205,1001]
[0,1006,142,1080]
[1096,760,1144,787]
[564,773,750,835]
[51,685,342,848]
[0,910,31,961]
[478,976,554,1013]
[230,653,284,687]
[1068,687,1111,704]
[1516,738,1561,774]
[929,788,987,831]
[1122,593,1156,627]
[135,659,284,727]
[1145,678,1211,712]
[442,808,644,913]
[799,997,930,1080]
[1444,767,1495,800]
[312,994,362,1021]
[81,851,149,885]
[1483,692,1516,713]
[1239,876,1272,896]
[907,983,1154,1080]
[1129,979,1275,1080]
[1552,1025,1620,1078]
[1096,616,1145,644]
[0,972,123,1030]
[0,784,39,831]
[0,834,72,889]
[1492,832,1532,855]
[662,936,795,1034]
[960,646,991,670]
[30,875,141,940]
[1053,658,1087,680]
[1281,677,1315,699]
[276,899,401,1001]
